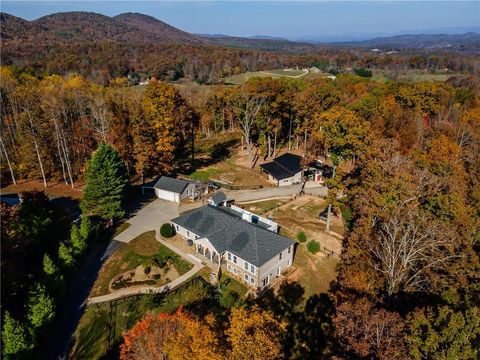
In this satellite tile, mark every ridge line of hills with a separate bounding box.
[1,11,479,52]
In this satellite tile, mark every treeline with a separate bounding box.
[1,65,479,186]
[1,65,480,358]
[1,142,128,359]
[2,40,479,85]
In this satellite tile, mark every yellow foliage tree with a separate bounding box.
[226,305,287,360]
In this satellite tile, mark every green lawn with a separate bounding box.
[219,273,248,296]
[263,69,306,77]
[242,199,289,214]
[223,69,307,84]
[189,168,220,181]
[71,277,213,359]
[91,231,193,296]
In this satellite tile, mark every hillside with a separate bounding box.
[336,32,480,52]
[1,12,207,45]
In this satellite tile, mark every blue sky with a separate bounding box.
[2,1,479,39]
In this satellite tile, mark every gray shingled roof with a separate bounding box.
[154,176,191,194]
[171,205,295,267]
[260,153,303,180]
[209,191,227,205]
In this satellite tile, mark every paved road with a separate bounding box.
[115,198,179,243]
[225,183,327,203]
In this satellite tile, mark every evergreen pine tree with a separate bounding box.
[70,225,87,256]
[58,242,75,268]
[1,311,32,359]
[26,284,55,330]
[81,143,128,222]
[42,254,58,276]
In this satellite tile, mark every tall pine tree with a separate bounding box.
[81,143,128,222]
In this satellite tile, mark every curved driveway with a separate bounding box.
[115,198,179,243]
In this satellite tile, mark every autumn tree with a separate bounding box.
[226,305,287,360]
[334,300,406,359]
[142,81,197,174]
[120,308,224,360]
[406,305,480,360]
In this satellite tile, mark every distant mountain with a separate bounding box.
[293,26,480,43]
[0,12,317,53]
[113,13,205,45]
[1,12,207,45]
[333,32,480,52]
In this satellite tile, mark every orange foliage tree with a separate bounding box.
[120,307,224,360]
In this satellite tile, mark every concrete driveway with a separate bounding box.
[225,183,327,203]
[115,199,179,243]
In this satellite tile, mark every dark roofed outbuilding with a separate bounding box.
[260,153,304,186]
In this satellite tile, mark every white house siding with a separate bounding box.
[155,189,179,202]
[171,223,200,240]
[224,251,258,287]
[278,170,303,187]
[258,245,294,288]
[180,183,197,201]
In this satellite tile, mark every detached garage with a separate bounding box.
[154,176,197,203]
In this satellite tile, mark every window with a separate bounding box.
[176,225,179,231]
[279,252,282,260]
[233,268,238,274]
[227,264,232,272]
[250,277,255,285]
[233,255,237,264]
[262,276,269,287]
[244,274,249,281]
[250,264,255,274]
[288,246,291,254]
[244,261,249,270]
[227,253,231,261]
[187,231,190,237]
[287,260,291,267]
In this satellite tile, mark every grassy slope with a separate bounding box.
[71,277,213,359]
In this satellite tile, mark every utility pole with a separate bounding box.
[326,164,336,233]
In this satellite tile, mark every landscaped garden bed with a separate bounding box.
[90,231,193,296]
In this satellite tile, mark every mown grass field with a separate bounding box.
[90,231,193,296]
[223,69,326,84]
[263,69,307,77]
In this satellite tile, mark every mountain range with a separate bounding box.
[2,11,479,53]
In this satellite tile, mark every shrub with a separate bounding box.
[296,231,307,243]
[160,223,174,238]
[354,67,372,78]
[307,240,321,254]
[144,265,151,275]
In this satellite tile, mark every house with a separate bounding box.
[154,176,206,203]
[260,153,304,187]
[207,191,228,207]
[171,203,295,291]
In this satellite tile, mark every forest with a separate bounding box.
[2,12,480,84]
[1,62,480,359]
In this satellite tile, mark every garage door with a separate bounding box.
[155,189,178,203]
